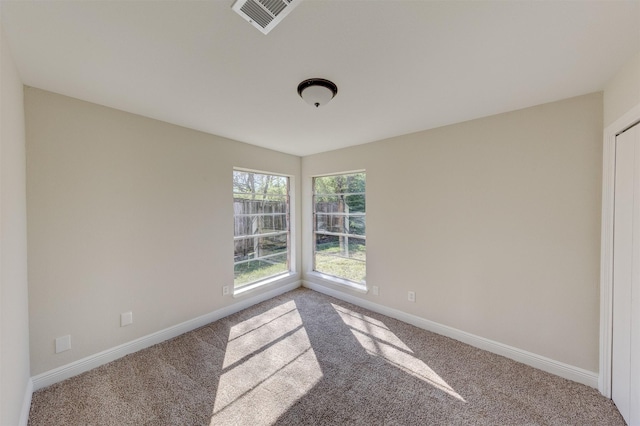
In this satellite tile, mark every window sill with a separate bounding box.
[306,271,368,293]
[233,272,297,298]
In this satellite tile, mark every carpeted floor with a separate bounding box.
[28,288,624,425]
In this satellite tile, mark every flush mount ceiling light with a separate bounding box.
[297,78,338,108]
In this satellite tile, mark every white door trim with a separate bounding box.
[600,102,640,398]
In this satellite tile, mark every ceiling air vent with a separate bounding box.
[232,0,301,35]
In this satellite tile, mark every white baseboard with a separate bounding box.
[32,281,301,391]
[19,378,33,426]
[30,278,597,393]
[303,280,598,389]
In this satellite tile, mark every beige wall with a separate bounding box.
[24,79,610,380]
[303,93,603,372]
[604,52,640,127]
[25,88,301,375]
[1,26,30,426]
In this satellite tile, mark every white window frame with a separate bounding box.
[233,168,291,292]
[312,171,366,288]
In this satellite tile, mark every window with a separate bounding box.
[313,172,366,283]
[233,170,290,288]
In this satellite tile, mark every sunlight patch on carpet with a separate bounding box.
[211,301,323,424]
[223,301,301,368]
[332,303,466,402]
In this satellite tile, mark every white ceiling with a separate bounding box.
[1,0,639,156]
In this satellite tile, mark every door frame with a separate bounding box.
[600,101,640,398]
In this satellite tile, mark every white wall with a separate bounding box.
[25,88,301,375]
[303,93,603,372]
[1,25,31,426]
[604,52,640,128]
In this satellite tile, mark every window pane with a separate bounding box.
[234,234,288,263]
[315,214,342,234]
[234,253,288,286]
[348,216,366,236]
[314,234,366,283]
[315,214,365,235]
[235,214,288,237]
[314,194,365,213]
[233,198,287,214]
[234,171,288,196]
[314,172,365,195]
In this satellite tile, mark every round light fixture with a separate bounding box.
[297,78,338,108]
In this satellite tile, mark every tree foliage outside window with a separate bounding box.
[313,172,366,283]
[234,170,290,287]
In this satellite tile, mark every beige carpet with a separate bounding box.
[29,288,624,425]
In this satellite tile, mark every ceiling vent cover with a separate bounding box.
[232,0,302,35]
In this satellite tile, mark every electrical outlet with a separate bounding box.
[223,285,230,296]
[408,291,415,302]
[55,335,71,353]
[120,311,133,327]
[372,285,379,296]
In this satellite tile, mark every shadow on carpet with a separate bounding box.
[28,288,625,425]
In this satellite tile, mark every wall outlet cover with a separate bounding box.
[121,311,133,327]
[55,335,71,353]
